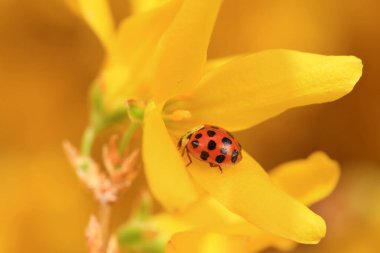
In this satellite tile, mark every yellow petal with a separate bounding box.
[150,0,223,102]
[78,0,115,50]
[197,222,295,253]
[130,0,171,13]
[142,104,199,211]
[166,231,251,253]
[270,151,340,206]
[178,196,242,227]
[187,150,326,244]
[102,0,181,109]
[181,50,362,131]
[203,55,237,75]
[149,213,193,237]
[153,208,294,253]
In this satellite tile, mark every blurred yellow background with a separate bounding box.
[0,0,379,252]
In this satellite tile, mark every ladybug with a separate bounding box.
[177,125,242,172]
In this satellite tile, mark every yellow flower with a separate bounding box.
[153,152,340,253]
[72,0,362,245]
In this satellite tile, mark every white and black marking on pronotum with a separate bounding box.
[177,138,182,149]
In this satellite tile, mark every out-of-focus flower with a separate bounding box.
[63,138,139,204]
[69,0,362,245]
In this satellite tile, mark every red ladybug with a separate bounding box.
[177,125,242,172]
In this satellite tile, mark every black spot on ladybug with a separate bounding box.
[207,130,216,137]
[208,140,216,150]
[215,155,225,163]
[226,131,234,139]
[187,133,192,140]
[222,137,232,146]
[220,147,228,155]
[231,150,239,163]
[177,138,182,148]
[200,151,209,161]
[195,133,202,139]
[191,140,199,149]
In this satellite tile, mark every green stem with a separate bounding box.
[81,126,97,156]
[119,121,141,155]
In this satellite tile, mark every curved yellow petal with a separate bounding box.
[196,222,294,253]
[187,150,326,244]
[77,0,115,50]
[203,55,237,75]
[150,0,223,102]
[149,213,193,237]
[270,151,340,206]
[180,152,339,228]
[103,0,181,110]
[182,50,362,131]
[178,196,242,227]
[130,0,171,13]
[142,104,199,211]
[166,231,251,253]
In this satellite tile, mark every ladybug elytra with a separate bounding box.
[177,125,242,172]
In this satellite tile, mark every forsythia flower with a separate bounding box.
[70,0,362,246]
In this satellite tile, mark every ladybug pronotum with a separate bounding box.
[177,125,242,172]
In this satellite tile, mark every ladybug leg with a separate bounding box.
[185,147,192,167]
[209,163,223,173]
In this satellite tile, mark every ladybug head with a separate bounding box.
[177,133,190,151]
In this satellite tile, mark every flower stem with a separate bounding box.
[99,203,111,249]
[81,126,97,156]
[119,121,141,155]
